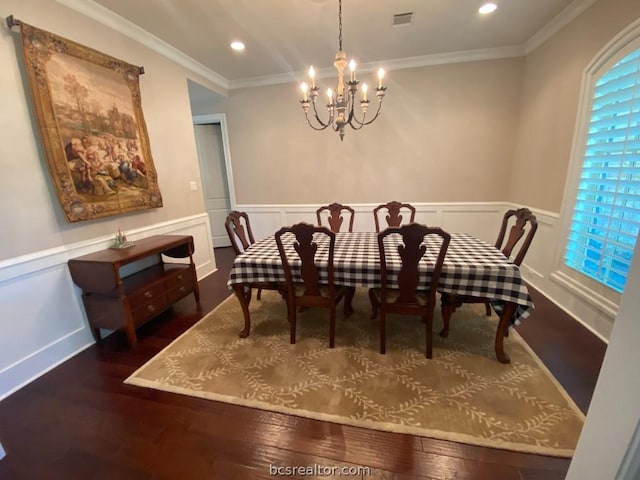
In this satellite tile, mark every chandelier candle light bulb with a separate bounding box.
[349,59,356,81]
[377,68,385,88]
[308,66,316,88]
[298,0,387,141]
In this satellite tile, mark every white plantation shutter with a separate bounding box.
[565,49,640,292]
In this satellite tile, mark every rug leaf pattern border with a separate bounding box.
[126,290,584,458]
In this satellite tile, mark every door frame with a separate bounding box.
[192,113,236,210]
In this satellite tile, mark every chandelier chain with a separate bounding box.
[338,0,342,51]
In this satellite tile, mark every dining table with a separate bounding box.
[227,231,534,364]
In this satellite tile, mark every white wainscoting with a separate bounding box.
[239,202,614,343]
[237,202,508,245]
[0,213,216,401]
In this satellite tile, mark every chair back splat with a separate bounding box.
[225,211,256,255]
[495,208,538,266]
[373,201,416,233]
[316,203,355,233]
[294,224,327,297]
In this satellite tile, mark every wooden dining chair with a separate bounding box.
[373,201,416,233]
[369,223,450,358]
[275,222,354,348]
[439,207,538,337]
[316,203,355,233]
[225,210,279,300]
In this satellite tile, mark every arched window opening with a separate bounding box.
[565,49,640,293]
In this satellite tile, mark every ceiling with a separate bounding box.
[87,0,586,88]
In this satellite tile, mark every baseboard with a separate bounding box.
[0,328,94,402]
[523,273,609,344]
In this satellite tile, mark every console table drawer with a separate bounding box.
[128,283,166,308]
[131,295,169,325]
[166,269,193,289]
[167,283,193,304]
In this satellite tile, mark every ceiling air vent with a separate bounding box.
[392,12,414,27]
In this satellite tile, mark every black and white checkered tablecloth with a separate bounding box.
[227,232,534,325]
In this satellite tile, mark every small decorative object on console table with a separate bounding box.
[110,229,135,249]
[68,235,200,347]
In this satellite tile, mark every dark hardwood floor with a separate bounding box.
[0,247,607,479]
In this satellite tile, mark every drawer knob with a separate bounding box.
[178,274,184,280]
[180,286,186,292]
[147,304,156,312]
[144,291,153,299]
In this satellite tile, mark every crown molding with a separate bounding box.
[524,0,599,54]
[56,0,229,91]
[229,72,302,90]
[228,45,525,90]
[57,0,596,92]
[379,45,525,71]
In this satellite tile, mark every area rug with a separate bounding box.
[125,289,584,457]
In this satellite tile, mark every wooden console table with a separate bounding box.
[68,235,200,347]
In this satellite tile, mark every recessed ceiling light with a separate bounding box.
[230,41,245,51]
[478,3,498,14]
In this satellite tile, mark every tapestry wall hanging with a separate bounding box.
[12,18,163,222]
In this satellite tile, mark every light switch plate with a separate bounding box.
[189,181,197,191]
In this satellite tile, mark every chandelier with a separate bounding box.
[299,0,387,141]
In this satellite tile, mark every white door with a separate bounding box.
[193,123,231,247]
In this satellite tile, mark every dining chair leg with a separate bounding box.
[233,284,253,338]
[289,301,297,344]
[257,288,263,300]
[380,311,386,354]
[425,313,433,359]
[440,303,455,338]
[344,287,356,316]
[369,289,379,319]
[329,307,336,348]
[484,300,491,316]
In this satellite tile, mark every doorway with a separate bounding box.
[192,114,236,253]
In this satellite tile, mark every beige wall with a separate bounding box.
[0,0,222,261]
[194,59,524,205]
[510,0,640,212]
[193,0,640,214]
